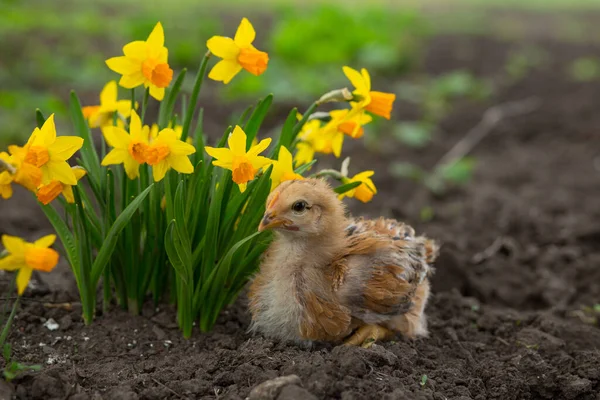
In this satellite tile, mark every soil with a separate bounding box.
[2,23,600,400]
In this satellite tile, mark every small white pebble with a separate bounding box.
[38,343,46,347]
[66,336,72,341]
[83,337,90,342]
[163,340,172,348]
[43,318,60,331]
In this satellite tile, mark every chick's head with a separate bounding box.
[258,178,346,237]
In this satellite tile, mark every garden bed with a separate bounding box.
[1,32,600,400]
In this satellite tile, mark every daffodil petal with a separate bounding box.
[102,126,130,149]
[207,36,239,59]
[247,137,272,157]
[107,56,141,75]
[167,140,196,156]
[119,73,145,89]
[0,255,24,271]
[48,136,84,161]
[277,146,293,166]
[250,156,272,170]
[332,133,344,158]
[101,149,128,166]
[149,85,165,101]
[353,171,375,180]
[46,161,78,185]
[237,182,247,193]
[168,155,194,174]
[2,235,26,255]
[129,111,145,142]
[234,18,256,48]
[152,161,169,182]
[146,22,165,49]
[62,185,75,203]
[204,147,233,164]
[39,114,57,146]
[208,59,242,84]
[228,126,247,155]
[116,100,133,117]
[16,267,33,295]
[72,166,87,181]
[100,81,118,105]
[212,160,233,169]
[361,68,371,92]
[121,156,138,180]
[342,66,369,94]
[34,234,56,248]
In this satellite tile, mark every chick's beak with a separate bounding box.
[258,211,292,232]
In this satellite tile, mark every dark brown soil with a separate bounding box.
[2,29,600,400]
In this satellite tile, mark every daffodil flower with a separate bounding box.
[101,110,149,180]
[207,18,269,84]
[329,109,372,139]
[0,153,14,199]
[294,118,345,164]
[106,22,173,101]
[0,234,59,295]
[338,171,377,203]
[270,146,303,191]
[145,128,196,182]
[343,66,396,120]
[148,122,192,144]
[6,145,42,192]
[23,114,84,186]
[82,81,135,128]
[36,166,87,205]
[205,126,271,192]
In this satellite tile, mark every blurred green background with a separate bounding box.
[2,0,600,148]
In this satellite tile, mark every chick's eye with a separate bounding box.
[292,201,308,213]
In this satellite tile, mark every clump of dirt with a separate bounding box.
[2,28,600,400]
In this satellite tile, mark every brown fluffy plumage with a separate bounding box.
[248,179,438,347]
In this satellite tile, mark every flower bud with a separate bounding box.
[317,88,353,104]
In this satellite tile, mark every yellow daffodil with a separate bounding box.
[101,110,149,179]
[82,81,135,128]
[338,171,377,203]
[343,66,396,120]
[148,122,192,144]
[36,166,87,205]
[106,22,173,101]
[329,109,372,139]
[270,146,303,191]
[294,118,345,164]
[205,126,271,192]
[6,145,43,192]
[23,114,84,186]
[0,234,59,295]
[207,18,269,84]
[0,153,14,199]
[145,128,196,182]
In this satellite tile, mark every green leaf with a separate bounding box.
[69,91,102,199]
[35,109,46,128]
[165,220,191,285]
[438,157,476,185]
[334,181,362,195]
[272,108,298,156]
[90,184,153,285]
[393,122,433,148]
[2,343,11,362]
[159,68,187,128]
[294,159,317,175]
[420,374,428,387]
[390,162,425,181]
[244,94,273,149]
[40,204,81,289]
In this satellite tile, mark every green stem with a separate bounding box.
[1,276,16,328]
[131,88,136,116]
[141,87,150,124]
[181,51,211,142]
[292,101,319,139]
[0,297,19,351]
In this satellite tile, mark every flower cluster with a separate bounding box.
[0,16,397,335]
[0,115,85,205]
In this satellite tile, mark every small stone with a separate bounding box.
[43,318,60,331]
[152,325,166,340]
[60,314,73,331]
[247,375,302,400]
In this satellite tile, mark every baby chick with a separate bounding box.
[248,178,438,347]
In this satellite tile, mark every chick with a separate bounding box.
[248,178,438,347]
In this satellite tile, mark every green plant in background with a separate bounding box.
[0,17,396,338]
[568,57,600,82]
